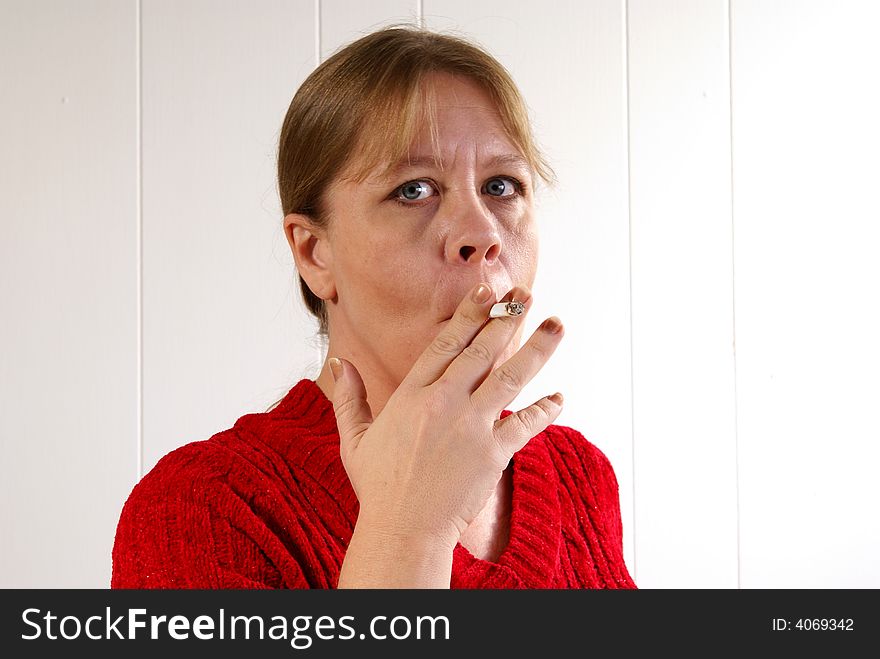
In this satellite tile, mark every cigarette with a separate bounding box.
[489,301,525,318]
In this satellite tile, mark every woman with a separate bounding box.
[112,24,636,589]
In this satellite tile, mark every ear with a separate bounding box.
[283,213,336,301]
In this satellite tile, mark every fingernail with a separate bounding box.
[328,357,342,381]
[472,283,492,304]
[548,392,564,406]
[540,317,563,334]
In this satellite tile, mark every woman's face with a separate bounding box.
[319,72,539,387]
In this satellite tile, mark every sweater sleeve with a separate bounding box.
[111,444,311,589]
[586,439,626,559]
[551,425,636,588]
[569,429,623,555]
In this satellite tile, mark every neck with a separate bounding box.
[313,336,400,420]
[313,323,512,424]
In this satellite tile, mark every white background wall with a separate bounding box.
[1,0,878,588]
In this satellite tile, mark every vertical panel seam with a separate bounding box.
[136,0,143,481]
[315,0,321,67]
[624,0,637,583]
[728,0,742,590]
[418,0,424,28]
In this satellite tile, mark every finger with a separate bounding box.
[471,316,564,413]
[404,281,497,387]
[328,357,373,455]
[439,286,533,393]
[493,392,564,456]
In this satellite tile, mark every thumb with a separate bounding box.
[328,357,373,454]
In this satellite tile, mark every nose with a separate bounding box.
[445,191,502,265]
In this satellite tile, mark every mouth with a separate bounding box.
[437,283,518,324]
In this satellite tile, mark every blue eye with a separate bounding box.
[484,177,518,197]
[396,180,436,202]
[391,175,525,207]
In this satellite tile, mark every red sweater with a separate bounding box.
[112,379,636,589]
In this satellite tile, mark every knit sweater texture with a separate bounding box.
[111,379,636,589]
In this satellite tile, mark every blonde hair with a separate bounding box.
[276,23,556,337]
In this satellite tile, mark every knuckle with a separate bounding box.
[333,395,358,421]
[426,380,453,408]
[431,331,463,357]
[525,336,552,360]
[461,341,493,365]
[517,405,541,430]
[535,398,555,416]
[462,301,489,326]
[492,363,523,393]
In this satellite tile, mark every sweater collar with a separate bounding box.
[270,377,340,435]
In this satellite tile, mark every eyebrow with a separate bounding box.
[384,153,531,178]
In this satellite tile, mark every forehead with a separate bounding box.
[342,72,532,185]
[424,70,497,108]
[380,151,531,181]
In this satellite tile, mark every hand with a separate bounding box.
[330,282,564,548]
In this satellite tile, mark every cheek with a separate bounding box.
[336,232,433,318]
[503,219,540,284]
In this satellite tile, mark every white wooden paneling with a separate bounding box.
[424,0,635,574]
[0,0,137,587]
[141,0,318,474]
[321,0,419,62]
[732,0,880,587]
[4,0,878,591]
[628,0,738,587]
